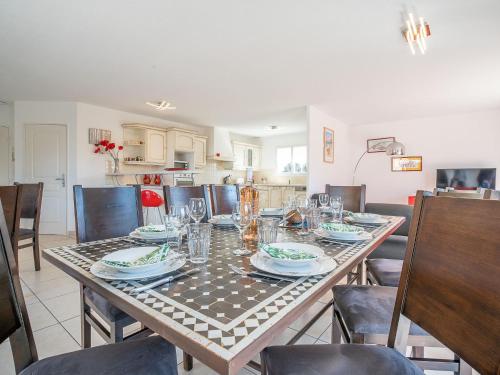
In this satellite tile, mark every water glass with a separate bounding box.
[318,193,329,208]
[186,223,212,264]
[257,217,279,245]
[189,198,206,223]
[163,213,182,248]
[330,196,343,223]
[306,208,321,231]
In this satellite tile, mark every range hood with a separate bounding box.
[207,127,234,162]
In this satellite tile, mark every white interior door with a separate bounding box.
[0,126,10,184]
[24,124,67,234]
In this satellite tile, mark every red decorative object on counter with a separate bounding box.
[154,174,161,185]
[143,174,151,185]
[408,195,416,206]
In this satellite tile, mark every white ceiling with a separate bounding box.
[1,0,499,135]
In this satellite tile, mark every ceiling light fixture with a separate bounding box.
[146,100,176,110]
[403,13,431,55]
[269,125,279,130]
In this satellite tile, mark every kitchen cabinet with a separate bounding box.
[282,187,296,203]
[167,128,195,152]
[258,188,269,209]
[145,129,167,163]
[194,136,207,168]
[255,185,306,209]
[233,142,261,171]
[269,187,283,208]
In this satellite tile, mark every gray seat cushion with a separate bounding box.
[261,343,424,375]
[333,285,427,336]
[367,235,408,260]
[366,259,403,287]
[365,203,413,236]
[21,336,178,375]
[84,288,134,323]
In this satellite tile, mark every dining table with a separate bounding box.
[42,215,405,375]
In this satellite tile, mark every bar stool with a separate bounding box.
[141,190,164,225]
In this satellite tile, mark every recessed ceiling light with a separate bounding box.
[146,100,176,110]
[269,125,279,130]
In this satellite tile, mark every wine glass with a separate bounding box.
[189,198,206,223]
[232,202,253,256]
[168,205,188,248]
[297,197,311,236]
[330,196,343,223]
[318,193,329,208]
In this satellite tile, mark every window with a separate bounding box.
[276,146,307,174]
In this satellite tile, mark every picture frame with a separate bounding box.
[391,156,423,172]
[88,128,111,145]
[366,137,396,153]
[323,127,334,163]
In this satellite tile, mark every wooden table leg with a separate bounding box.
[183,352,193,371]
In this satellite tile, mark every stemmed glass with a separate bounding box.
[163,208,183,249]
[189,198,206,223]
[297,197,315,235]
[318,193,329,209]
[231,202,253,256]
[330,196,343,223]
[166,205,189,248]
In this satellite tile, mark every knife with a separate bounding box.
[131,268,200,293]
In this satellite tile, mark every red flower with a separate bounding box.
[118,145,123,151]
[94,147,101,153]
[99,140,109,146]
[108,143,116,150]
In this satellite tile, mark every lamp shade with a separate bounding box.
[385,141,406,156]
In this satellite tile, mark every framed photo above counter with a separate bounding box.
[367,137,396,153]
[323,127,334,163]
[391,156,423,172]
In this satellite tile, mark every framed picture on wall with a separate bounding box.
[366,137,396,153]
[391,156,423,172]
[323,127,334,163]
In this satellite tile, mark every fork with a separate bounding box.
[228,264,297,283]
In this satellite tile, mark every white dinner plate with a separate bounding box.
[345,213,388,225]
[260,208,283,216]
[314,228,372,242]
[129,229,179,241]
[100,246,177,273]
[90,256,186,280]
[208,215,234,226]
[260,242,324,268]
[250,252,337,277]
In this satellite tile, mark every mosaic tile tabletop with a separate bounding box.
[43,216,403,372]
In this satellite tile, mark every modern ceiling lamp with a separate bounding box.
[403,13,431,55]
[146,100,176,110]
[352,140,406,184]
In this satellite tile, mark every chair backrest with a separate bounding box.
[0,201,38,372]
[433,189,485,199]
[209,184,239,215]
[163,185,212,222]
[73,185,144,243]
[365,203,413,236]
[0,185,22,242]
[389,192,500,375]
[14,183,43,228]
[325,184,366,212]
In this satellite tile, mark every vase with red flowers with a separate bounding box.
[94,140,124,174]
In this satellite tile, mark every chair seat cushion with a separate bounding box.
[367,235,407,260]
[84,288,134,323]
[18,228,35,239]
[261,343,424,375]
[366,259,403,287]
[21,335,178,375]
[333,285,427,336]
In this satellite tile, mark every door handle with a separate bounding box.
[55,174,66,187]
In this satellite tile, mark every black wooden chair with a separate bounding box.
[73,185,145,347]
[14,182,43,271]
[209,184,239,215]
[364,203,413,287]
[261,191,499,374]
[0,200,178,375]
[163,185,212,222]
[0,185,22,266]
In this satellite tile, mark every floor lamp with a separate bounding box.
[352,141,406,184]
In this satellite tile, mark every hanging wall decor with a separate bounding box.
[323,127,334,163]
[391,156,423,172]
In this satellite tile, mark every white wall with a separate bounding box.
[351,109,500,203]
[0,103,14,183]
[307,106,352,194]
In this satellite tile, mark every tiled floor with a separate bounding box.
[0,235,463,375]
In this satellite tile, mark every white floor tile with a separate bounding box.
[42,291,81,322]
[0,339,15,375]
[26,301,58,332]
[60,316,107,347]
[33,324,80,359]
[27,275,79,301]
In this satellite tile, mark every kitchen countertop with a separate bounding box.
[106,170,200,176]
[253,183,307,188]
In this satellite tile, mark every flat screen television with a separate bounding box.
[436,168,496,190]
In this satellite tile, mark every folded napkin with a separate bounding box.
[137,224,165,233]
[103,244,171,268]
[260,244,317,260]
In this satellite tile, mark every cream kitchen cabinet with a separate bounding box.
[233,142,261,171]
[194,136,207,168]
[269,187,283,208]
[145,129,167,163]
[282,187,296,203]
[167,128,196,152]
[258,188,269,209]
[255,185,307,209]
